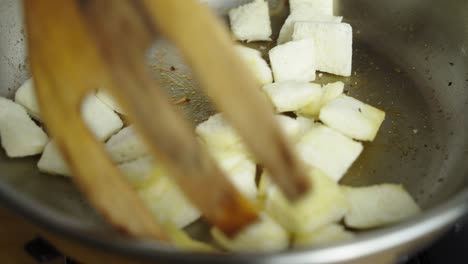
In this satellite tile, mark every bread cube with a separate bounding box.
[236,46,273,85]
[138,167,201,228]
[0,97,48,157]
[211,213,289,252]
[275,115,301,142]
[298,81,344,117]
[81,95,123,141]
[296,124,363,182]
[106,126,148,163]
[269,39,316,82]
[96,89,126,115]
[118,156,155,188]
[319,95,385,141]
[196,113,244,151]
[293,224,354,248]
[37,140,72,176]
[342,184,421,229]
[277,7,342,44]
[261,168,349,233]
[296,116,316,139]
[290,0,334,16]
[321,81,345,106]
[225,159,257,200]
[14,78,41,120]
[293,21,352,76]
[229,0,272,42]
[262,81,322,113]
[207,147,257,200]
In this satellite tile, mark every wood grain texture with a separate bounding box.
[143,0,311,201]
[25,0,168,240]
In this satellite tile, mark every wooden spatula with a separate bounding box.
[25,0,311,239]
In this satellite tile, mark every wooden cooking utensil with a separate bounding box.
[25,0,311,239]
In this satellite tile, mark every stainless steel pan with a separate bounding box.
[1,0,468,263]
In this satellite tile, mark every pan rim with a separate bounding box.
[0,178,467,264]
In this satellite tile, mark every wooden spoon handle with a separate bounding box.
[143,0,311,200]
[24,0,167,240]
[78,0,259,235]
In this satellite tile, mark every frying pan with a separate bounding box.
[1,0,468,263]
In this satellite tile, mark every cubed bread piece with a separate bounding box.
[106,126,148,163]
[0,97,48,157]
[207,147,257,200]
[138,167,201,228]
[293,224,354,248]
[275,115,301,142]
[289,0,334,16]
[14,78,41,120]
[118,156,155,188]
[81,95,124,141]
[293,21,352,76]
[296,116,316,139]
[211,213,289,252]
[342,184,421,229]
[319,95,385,141]
[236,46,273,85]
[321,81,345,106]
[269,39,316,82]
[229,0,272,42]
[263,81,322,113]
[37,140,72,176]
[196,113,243,150]
[277,7,342,44]
[224,158,257,200]
[96,89,126,115]
[261,168,349,233]
[296,124,363,182]
[298,81,344,117]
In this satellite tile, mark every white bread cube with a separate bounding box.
[261,168,349,233]
[269,39,316,82]
[275,115,301,142]
[81,95,123,141]
[207,147,257,200]
[37,141,72,176]
[224,158,257,200]
[321,81,345,106]
[343,184,421,229]
[196,113,244,151]
[236,46,273,85]
[229,0,272,42]
[290,0,334,16]
[14,78,41,120]
[117,156,155,188]
[0,97,48,157]
[106,126,148,163]
[96,89,126,115]
[262,81,322,113]
[296,124,363,182]
[293,22,352,76]
[211,213,289,252]
[293,224,354,248]
[298,81,344,117]
[138,167,201,228]
[296,116,316,139]
[319,95,385,141]
[277,7,342,44]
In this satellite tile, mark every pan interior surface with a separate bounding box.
[0,0,467,259]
